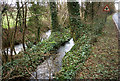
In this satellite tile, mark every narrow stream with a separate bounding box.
[3,30,51,55]
[30,38,75,79]
[4,44,27,55]
[3,30,75,80]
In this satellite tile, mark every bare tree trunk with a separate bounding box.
[91,2,94,22]
[35,2,40,43]
[17,2,22,27]
[22,2,27,52]
[10,4,19,61]
[22,2,25,51]
[104,12,108,23]
[81,2,84,18]
[0,12,2,80]
[5,12,11,61]
[84,2,89,21]
[3,50,8,63]
[6,48,8,61]
[13,48,17,55]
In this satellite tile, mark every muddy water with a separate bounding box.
[30,38,74,79]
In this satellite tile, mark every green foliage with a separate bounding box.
[93,18,106,36]
[2,2,111,80]
[2,28,71,79]
[56,34,92,79]
[67,2,81,41]
[2,13,16,28]
[29,29,71,54]
[56,13,106,79]
[28,2,48,42]
[2,51,43,78]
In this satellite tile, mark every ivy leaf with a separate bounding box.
[49,41,56,44]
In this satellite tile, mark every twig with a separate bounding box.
[2,68,15,79]
[9,75,23,79]
[25,67,36,79]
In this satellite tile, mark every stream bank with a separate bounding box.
[76,15,118,79]
[2,29,71,80]
[30,38,74,79]
[3,30,52,55]
[56,16,108,79]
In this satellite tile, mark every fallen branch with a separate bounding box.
[9,75,23,80]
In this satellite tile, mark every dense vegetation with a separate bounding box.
[0,1,118,81]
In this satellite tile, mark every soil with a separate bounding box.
[76,15,119,79]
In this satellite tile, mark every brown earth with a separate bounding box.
[76,15,119,79]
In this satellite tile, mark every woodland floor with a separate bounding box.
[76,15,119,79]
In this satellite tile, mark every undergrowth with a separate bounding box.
[55,18,106,79]
[1,28,71,80]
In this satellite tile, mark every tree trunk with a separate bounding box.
[5,12,10,59]
[17,2,22,27]
[91,2,94,22]
[84,2,89,21]
[50,2,60,32]
[81,2,84,18]
[22,2,27,52]
[36,3,41,42]
[67,1,81,41]
[3,50,8,63]
[10,3,19,61]
[0,12,2,60]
